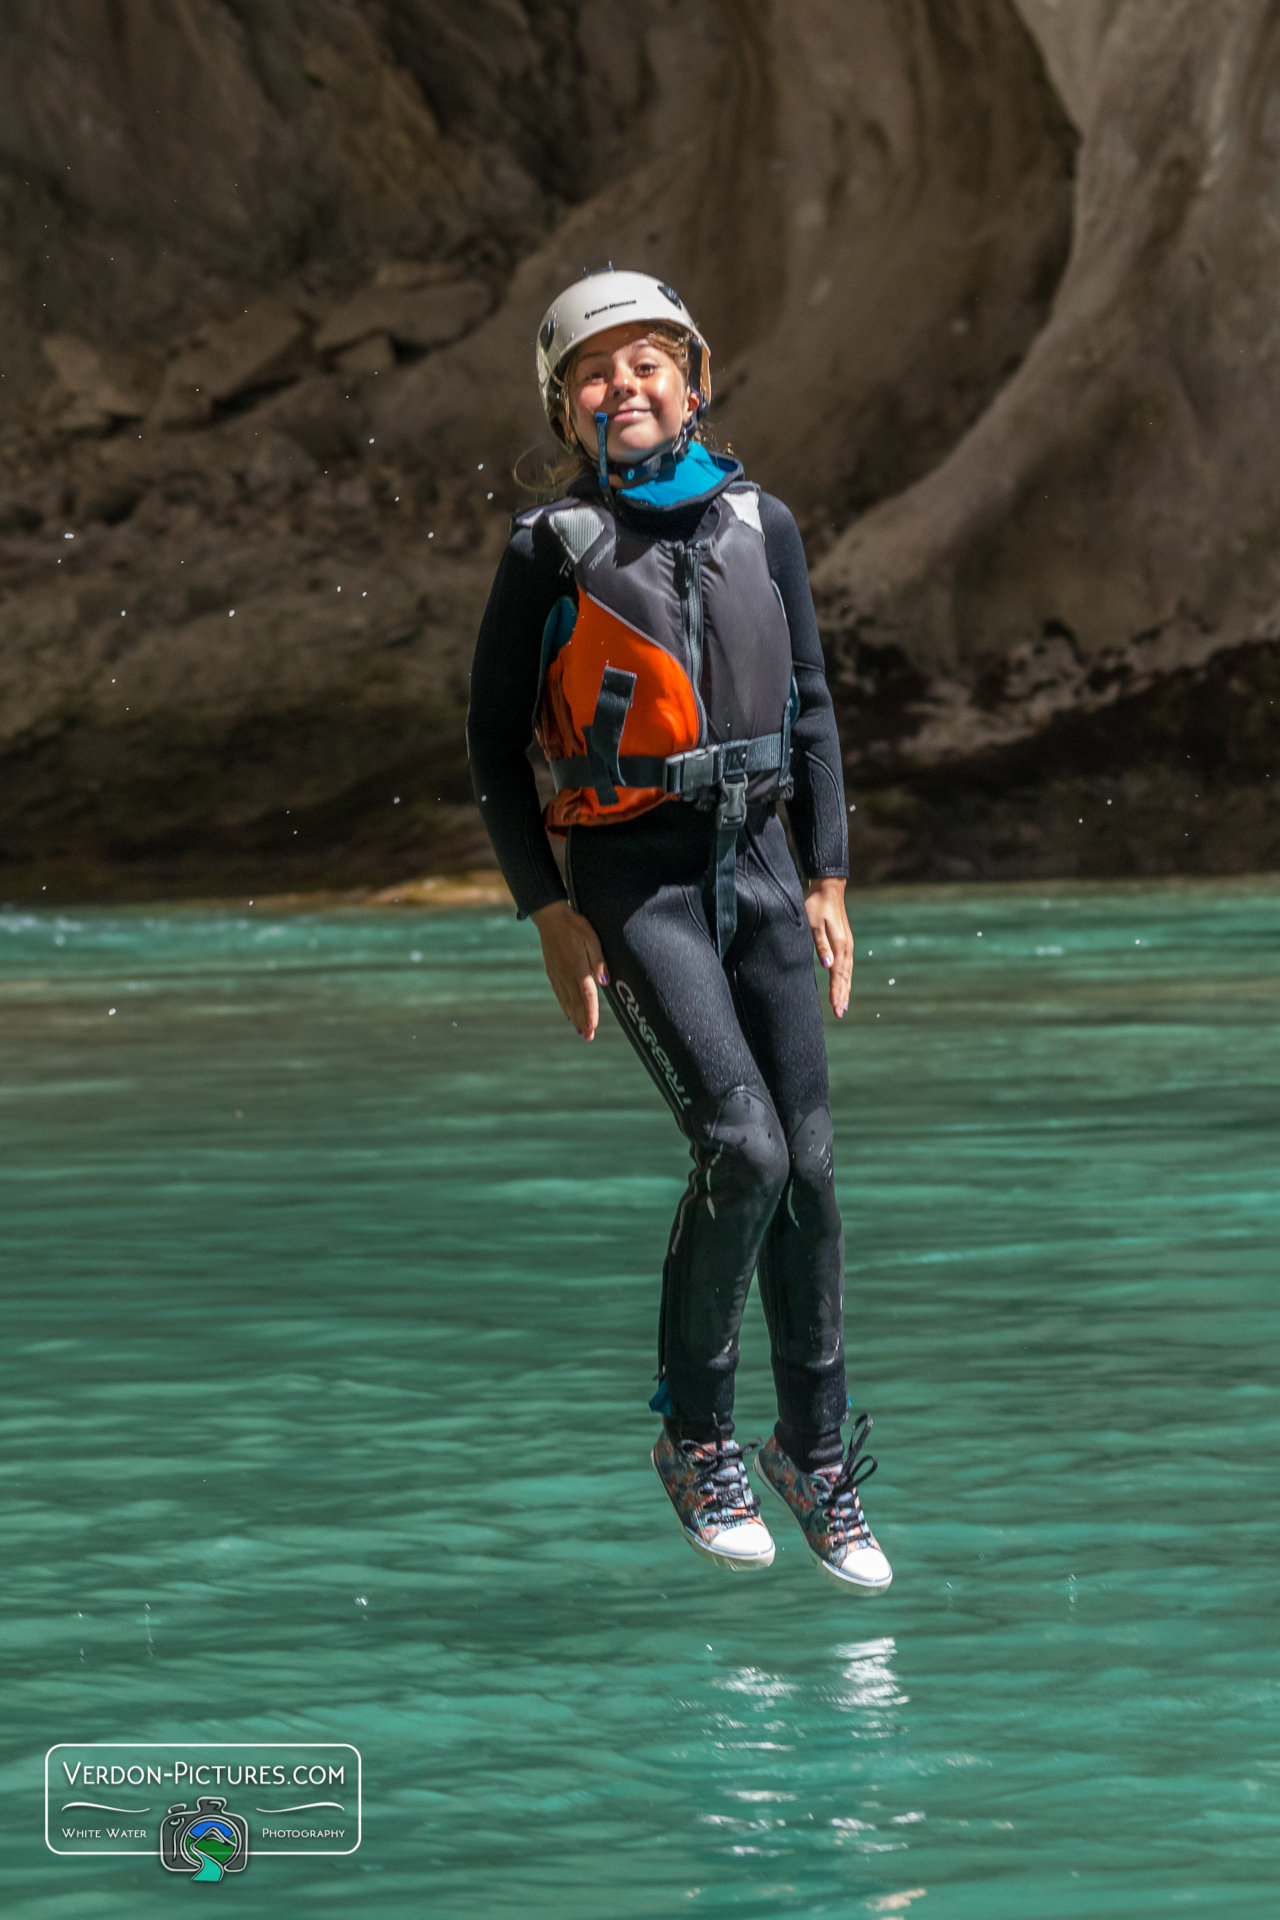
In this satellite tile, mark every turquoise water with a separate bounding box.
[1,881,1277,1917]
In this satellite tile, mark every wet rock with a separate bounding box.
[152,300,312,428]
[74,477,144,525]
[252,373,367,463]
[314,278,489,356]
[333,478,372,510]
[40,334,148,427]
[0,492,42,534]
[336,331,396,375]
[244,432,321,497]
[373,260,452,290]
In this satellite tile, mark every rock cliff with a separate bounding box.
[0,0,1272,898]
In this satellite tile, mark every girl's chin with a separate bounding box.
[609,431,669,457]
[575,418,677,460]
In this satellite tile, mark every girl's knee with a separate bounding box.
[787,1105,836,1196]
[696,1086,790,1207]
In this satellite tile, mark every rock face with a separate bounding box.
[314,274,490,356]
[152,302,315,428]
[815,0,1280,879]
[0,0,1272,898]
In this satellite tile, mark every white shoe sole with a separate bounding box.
[756,1468,892,1591]
[651,1448,776,1569]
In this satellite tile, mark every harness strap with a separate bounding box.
[707,772,749,958]
[580,667,636,806]
[550,711,795,960]
[548,731,785,796]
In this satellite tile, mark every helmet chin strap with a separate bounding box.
[594,411,610,492]
[590,396,709,493]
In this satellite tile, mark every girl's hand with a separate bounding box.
[806,877,853,1019]
[531,900,610,1040]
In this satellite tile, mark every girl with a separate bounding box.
[467,269,890,1590]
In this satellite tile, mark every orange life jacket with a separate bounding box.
[515,478,799,955]
[518,484,797,835]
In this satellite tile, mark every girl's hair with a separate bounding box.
[515,323,708,497]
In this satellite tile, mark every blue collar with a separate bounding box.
[615,442,740,511]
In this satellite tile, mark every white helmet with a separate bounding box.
[536,266,711,446]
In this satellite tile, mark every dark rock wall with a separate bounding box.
[2,0,1265,899]
[818,0,1280,879]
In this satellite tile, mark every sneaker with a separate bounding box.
[755,1413,892,1591]
[651,1429,776,1570]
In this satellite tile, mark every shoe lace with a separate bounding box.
[814,1411,878,1548]
[681,1436,764,1527]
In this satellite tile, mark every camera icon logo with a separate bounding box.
[160,1797,249,1880]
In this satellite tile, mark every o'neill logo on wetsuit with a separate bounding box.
[615,982,691,1111]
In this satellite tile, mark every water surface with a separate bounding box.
[1,880,1277,1916]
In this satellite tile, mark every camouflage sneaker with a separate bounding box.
[755,1413,892,1591]
[651,1429,776,1570]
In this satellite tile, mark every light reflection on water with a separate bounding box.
[0,880,1277,1918]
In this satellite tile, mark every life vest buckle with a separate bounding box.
[664,739,753,799]
[715,769,749,830]
[665,744,715,794]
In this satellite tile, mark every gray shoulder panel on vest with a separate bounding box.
[723,487,764,538]
[548,503,609,566]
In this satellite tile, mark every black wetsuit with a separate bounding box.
[467,464,851,1467]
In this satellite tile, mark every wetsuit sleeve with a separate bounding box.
[466,522,570,919]
[758,494,850,880]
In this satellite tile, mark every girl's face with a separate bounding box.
[565,323,695,473]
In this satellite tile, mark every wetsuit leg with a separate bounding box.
[725,811,848,1463]
[565,804,847,1451]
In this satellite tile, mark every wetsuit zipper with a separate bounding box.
[676,541,708,745]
